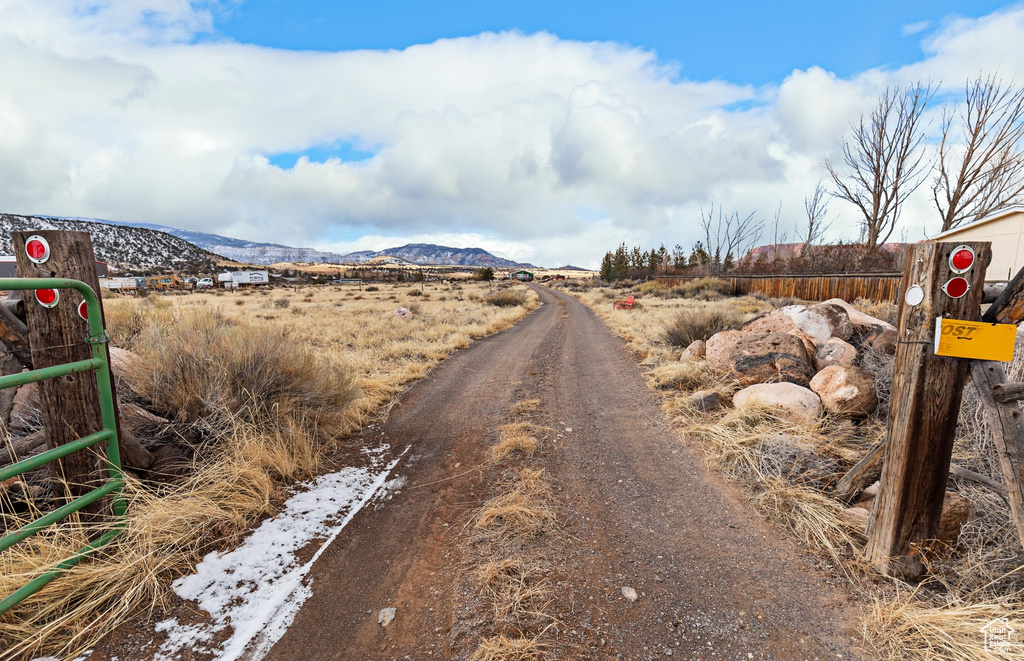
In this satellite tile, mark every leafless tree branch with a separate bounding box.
[826,81,933,247]
[934,74,1024,232]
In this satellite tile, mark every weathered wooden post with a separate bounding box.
[865,241,991,578]
[10,230,147,502]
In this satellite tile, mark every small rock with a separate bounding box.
[809,365,878,418]
[378,607,397,627]
[733,382,822,424]
[686,389,728,412]
[393,307,413,318]
[621,586,638,602]
[9,382,40,434]
[938,492,973,544]
[682,339,706,360]
[813,337,857,371]
[842,506,871,526]
[862,480,881,498]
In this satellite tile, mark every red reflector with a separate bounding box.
[942,277,971,299]
[25,235,50,264]
[78,299,88,320]
[949,246,975,273]
[35,289,59,308]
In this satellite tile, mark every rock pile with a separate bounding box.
[689,298,894,422]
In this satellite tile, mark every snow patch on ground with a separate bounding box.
[154,446,406,661]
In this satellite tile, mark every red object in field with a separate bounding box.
[35,288,59,308]
[949,245,975,273]
[25,235,50,264]
[78,299,88,320]
[942,277,971,299]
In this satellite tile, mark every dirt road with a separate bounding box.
[259,285,857,660]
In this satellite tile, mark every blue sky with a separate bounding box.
[214,1,1007,84]
[3,1,1024,267]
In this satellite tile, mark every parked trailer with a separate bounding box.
[99,277,142,291]
[220,270,270,288]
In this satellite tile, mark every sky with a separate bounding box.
[1,1,1023,268]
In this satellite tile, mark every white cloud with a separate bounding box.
[902,20,932,37]
[3,2,1024,267]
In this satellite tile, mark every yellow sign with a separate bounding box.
[934,317,1017,361]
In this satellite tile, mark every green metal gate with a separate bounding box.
[0,278,124,616]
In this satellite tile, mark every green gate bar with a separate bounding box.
[0,278,124,617]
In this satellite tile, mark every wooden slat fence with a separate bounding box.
[654,273,903,302]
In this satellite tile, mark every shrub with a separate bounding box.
[129,309,358,436]
[673,277,733,300]
[664,307,744,347]
[364,285,379,292]
[274,298,291,308]
[485,290,527,307]
[408,289,423,297]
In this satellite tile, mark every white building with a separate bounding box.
[934,205,1024,281]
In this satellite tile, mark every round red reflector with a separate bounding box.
[25,235,50,264]
[78,299,88,320]
[949,245,975,273]
[942,277,971,299]
[35,288,59,308]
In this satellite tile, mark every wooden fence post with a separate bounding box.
[10,231,146,503]
[865,241,992,578]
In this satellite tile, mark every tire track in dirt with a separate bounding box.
[261,286,859,660]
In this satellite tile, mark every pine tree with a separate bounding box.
[599,252,614,282]
[612,243,629,280]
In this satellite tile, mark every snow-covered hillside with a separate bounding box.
[0,214,221,274]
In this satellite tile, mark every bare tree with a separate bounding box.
[934,75,1024,232]
[801,181,833,248]
[700,204,764,273]
[827,81,933,247]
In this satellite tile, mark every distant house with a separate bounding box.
[934,205,1024,281]
[509,269,534,282]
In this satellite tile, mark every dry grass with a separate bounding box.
[476,556,551,623]
[486,290,530,308]
[663,307,744,347]
[510,399,541,417]
[476,469,556,537]
[1,282,539,659]
[488,423,547,463]
[469,632,548,661]
[863,585,1024,661]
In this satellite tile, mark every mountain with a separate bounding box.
[0,214,221,274]
[554,265,592,271]
[97,220,352,265]
[342,244,532,268]
[98,219,534,268]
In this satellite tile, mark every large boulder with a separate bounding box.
[706,329,746,370]
[733,382,822,424]
[813,337,858,371]
[728,332,815,386]
[744,304,853,345]
[809,365,878,417]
